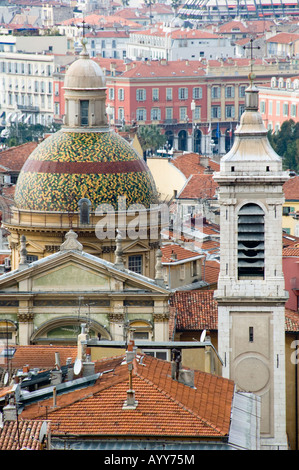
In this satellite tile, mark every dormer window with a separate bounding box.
[80,100,89,126]
[238,203,264,279]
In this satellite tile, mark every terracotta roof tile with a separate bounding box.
[0,419,50,450]
[161,244,201,263]
[283,176,299,200]
[20,354,234,439]
[171,153,219,179]
[178,174,218,199]
[10,345,77,369]
[170,290,218,331]
[203,260,220,284]
[283,247,299,257]
[267,32,299,44]
[0,141,37,172]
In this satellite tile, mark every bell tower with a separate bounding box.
[214,76,289,450]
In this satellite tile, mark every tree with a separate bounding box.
[137,125,166,157]
[6,122,61,148]
[268,119,299,172]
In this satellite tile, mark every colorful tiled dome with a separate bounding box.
[14,130,158,212]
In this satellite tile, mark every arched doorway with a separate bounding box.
[225,127,234,152]
[178,130,188,151]
[193,128,202,153]
[165,130,174,150]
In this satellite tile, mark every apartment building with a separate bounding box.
[127,24,235,61]
[0,36,73,127]
[103,57,296,155]
[259,76,299,132]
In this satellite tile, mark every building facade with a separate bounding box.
[259,75,299,132]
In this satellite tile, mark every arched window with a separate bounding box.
[238,203,264,279]
[79,198,91,225]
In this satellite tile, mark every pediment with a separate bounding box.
[32,262,110,292]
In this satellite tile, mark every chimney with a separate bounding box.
[82,349,95,376]
[77,323,89,361]
[123,341,138,409]
[3,398,17,422]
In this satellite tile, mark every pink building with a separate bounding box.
[259,75,299,132]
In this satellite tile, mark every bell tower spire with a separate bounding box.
[214,76,289,450]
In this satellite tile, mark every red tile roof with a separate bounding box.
[267,32,299,44]
[171,290,218,331]
[10,345,77,369]
[171,153,219,179]
[203,260,220,285]
[161,244,201,263]
[283,247,299,257]
[20,354,234,439]
[178,174,218,199]
[283,176,299,200]
[0,419,50,450]
[120,60,206,79]
[171,289,299,333]
[0,141,37,173]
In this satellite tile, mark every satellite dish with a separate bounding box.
[3,372,9,386]
[39,421,48,443]
[200,329,206,343]
[74,358,82,375]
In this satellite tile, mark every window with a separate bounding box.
[109,88,114,100]
[118,88,124,101]
[179,107,187,121]
[152,88,159,101]
[239,104,245,118]
[128,255,142,274]
[260,101,265,114]
[211,86,220,99]
[276,101,280,116]
[269,101,273,115]
[143,349,168,361]
[194,106,201,120]
[27,255,38,263]
[225,86,234,98]
[291,104,297,118]
[249,327,254,342]
[283,103,289,116]
[136,88,146,101]
[165,107,173,120]
[136,108,146,121]
[239,85,246,98]
[151,108,161,121]
[238,203,264,279]
[193,87,202,99]
[225,105,235,118]
[178,87,188,100]
[80,100,89,126]
[212,106,221,118]
[166,88,172,100]
[118,107,124,122]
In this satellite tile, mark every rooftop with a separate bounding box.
[19,353,235,440]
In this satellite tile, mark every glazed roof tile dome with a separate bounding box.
[14,50,158,213]
[14,130,158,212]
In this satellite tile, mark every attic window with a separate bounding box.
[238,203,264,280]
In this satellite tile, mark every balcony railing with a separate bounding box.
[17,104,39,113]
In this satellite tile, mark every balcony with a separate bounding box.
[17,104,40,113]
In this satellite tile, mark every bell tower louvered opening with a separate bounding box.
[238,203,264,279]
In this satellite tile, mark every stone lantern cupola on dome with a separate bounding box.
[63,41,108,130]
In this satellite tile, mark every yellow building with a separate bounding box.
[282,175,299,236]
